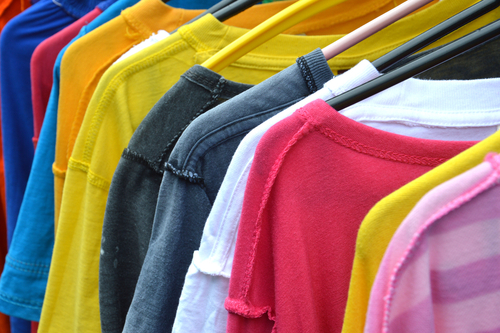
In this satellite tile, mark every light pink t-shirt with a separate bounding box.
[365,152,500,333]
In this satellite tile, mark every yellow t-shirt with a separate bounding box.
[340,111,500,331]
[43,0,500,332]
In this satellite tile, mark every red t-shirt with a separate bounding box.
[30,7,101,148]
[225,99,477,333]
[0,1,31,331]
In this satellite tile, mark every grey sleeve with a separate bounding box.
[99,156,163,333]
[122,170,213,333]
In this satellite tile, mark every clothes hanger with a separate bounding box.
[373,0,500,72]
[212,0,267,22]
[326,18,500,110]
[321,0,434,60]
[201,0,350,72]
[170,0,238,34]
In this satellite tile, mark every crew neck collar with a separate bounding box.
[121,0,202,36]
[301,99,478,165]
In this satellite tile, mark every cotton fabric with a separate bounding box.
[52,0,204,226]
[99,65,252,333]
[172,59,380,333]
[341,93,500,333]
[0,7,106,323]
[121,48,332,333]
[0,0,31,331]
[31,7,103,147]
[14,4,143,317]
[0,0,93,331]
[43,5,359,332]
[224,94,500,332]
[364,153,500,333]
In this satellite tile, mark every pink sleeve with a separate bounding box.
[225,115,305,333]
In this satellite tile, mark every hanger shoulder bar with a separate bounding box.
[328,18,500,111]
[201,0,348,72]
[373,0,500,72]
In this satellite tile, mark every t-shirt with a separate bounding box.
[0,0,76,247]
[44,6,380,331]
[172,60,379,333]
[120,48,332,333]
[0,0,30,32]
[364,152,500,333]
[341,101,500,333]
[31,7,102,147]
[0,0,31,331]
[224,97,494,332]
[99,65,252,333]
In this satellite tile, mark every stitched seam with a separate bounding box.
[6,256,49,269]
[296,56,317,93]
[165,162,205,187]
[6,262,49,275]
[241,121,314,300]
[122,149,163,175]
[179,26,212,52]
[0,293,43,308]
[68,158,110,189]
[82,39,188,163]
[52,164,66,179]
[66,44,135,161]
[157,77,226,168]
[182,99,301,167]
[225,298,275,320]
[298,108,447,167]
[121,10,153,38]
[382,155,500,333]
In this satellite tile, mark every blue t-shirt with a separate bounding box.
[0,1,78,330]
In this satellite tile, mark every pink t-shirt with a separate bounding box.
[225,99,478,333]
[30,7,101,148]
[364,152,500,333]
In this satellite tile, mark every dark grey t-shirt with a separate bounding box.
[99,65,252,333]
[120,48,334,333]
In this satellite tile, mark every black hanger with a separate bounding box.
[209,0,262,22]
[170,0,261,34]
[326,18,500,111]
[170,0,237,33]
[373,0,500,73]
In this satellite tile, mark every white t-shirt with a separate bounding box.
[172,59,500,333]
[113,30,170,64]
